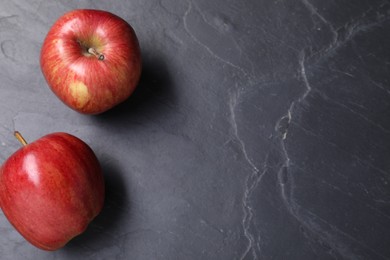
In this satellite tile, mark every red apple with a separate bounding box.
[0,132,105,250]
[40,9,142,114]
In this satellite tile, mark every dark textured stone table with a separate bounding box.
[0,1,389,259]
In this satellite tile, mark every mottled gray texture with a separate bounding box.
[0,0,389,259]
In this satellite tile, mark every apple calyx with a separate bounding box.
[88,47,105,61]
[14,131,28,146]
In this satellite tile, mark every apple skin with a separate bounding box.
[40,9,142,114]
[0,133,105,250]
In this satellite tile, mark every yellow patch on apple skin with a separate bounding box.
[69,81,90,109]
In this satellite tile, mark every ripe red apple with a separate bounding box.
[0,132,105,250]
[40,9,142,114]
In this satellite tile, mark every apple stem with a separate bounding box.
[88,48,105,60]
[14,131,28,146]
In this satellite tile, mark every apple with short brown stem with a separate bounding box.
[40,9,142,114]
[0,131,105,250]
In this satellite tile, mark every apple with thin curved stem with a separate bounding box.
[40,9,142,114]
[0,131,105,250]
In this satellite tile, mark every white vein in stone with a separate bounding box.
[312,5,390,62]
[369,79,390,97]
[183,0,250,79]
[276,50,311,185]
[229,90,260,173]
[314,87,390,135]
[275,50,311,146]
[228,89,265,260]
[274,47,390,259]
[301,0,338,47]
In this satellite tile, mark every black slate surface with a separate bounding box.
[0,0,390,259]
